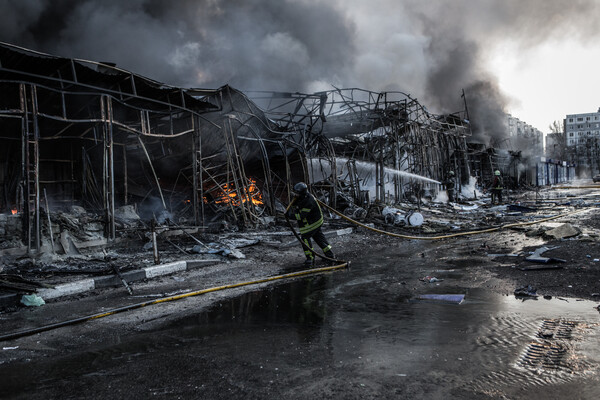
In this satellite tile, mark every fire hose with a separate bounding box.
[316,198,592,241]
[0,264,347,342]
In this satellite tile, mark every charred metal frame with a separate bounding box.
[1,42,473,253]
[249,88,471,207]
[0,43,303,251]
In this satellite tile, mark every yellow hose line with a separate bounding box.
[0,263,348,342]
[89,263,349,320]
[552,186,600,189]
[317,199,592,240]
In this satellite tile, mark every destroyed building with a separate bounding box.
[0,42,307,252]
[0,42,566,253]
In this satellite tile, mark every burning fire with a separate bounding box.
[205,178,263,207]
[11,209,17,215]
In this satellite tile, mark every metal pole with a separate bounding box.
[108,100,115,241]
[123,145,128,205]
[192,118,199,225]
[151,219,160,265]
[31,85,41,251]
[44,188,55,253]
[198,116,205,226]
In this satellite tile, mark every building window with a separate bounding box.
[578,117,584,121]
[587,117,591,121]
[569,118,574,122]
[570,132,574,137]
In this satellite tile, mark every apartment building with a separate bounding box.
[564,108,600,175]
[505,113,544,155]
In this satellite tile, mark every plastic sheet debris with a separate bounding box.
[514,285,538,298]
[20,294,45,307]
[419,276,443,283]
[221,238,260,249]
[3,346,19,350]
[414,294,465,304]
[191,241,248,258]
[525,246,566,264]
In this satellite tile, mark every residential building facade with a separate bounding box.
[564,108,600,175]
[505,113,544,156]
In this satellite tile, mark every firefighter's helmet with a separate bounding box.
[293,182,308,197]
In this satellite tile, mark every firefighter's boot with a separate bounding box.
[303,258,315,268]
[324,250,336,265]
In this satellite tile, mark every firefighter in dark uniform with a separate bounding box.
[443,170,456,203]
[286,182,335,267]
[490,170,504,204]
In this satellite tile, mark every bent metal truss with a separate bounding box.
[0,42,469,250]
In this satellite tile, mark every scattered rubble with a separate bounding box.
[514,285,538,298]
[525,246,567,264]
[543,223,581,240]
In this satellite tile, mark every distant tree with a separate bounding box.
[548,120,566,160]
[549,120,564,135]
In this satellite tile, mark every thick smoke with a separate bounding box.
[0,0,355,92]
[1,0,599,146]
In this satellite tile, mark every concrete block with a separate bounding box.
[144,261,187,278]
[37,279,95,300]
[545,223,581,240]
[94,270,146,288]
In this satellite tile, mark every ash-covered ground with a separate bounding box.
[0,185,599,399]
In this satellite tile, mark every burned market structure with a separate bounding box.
[0,42,567,253]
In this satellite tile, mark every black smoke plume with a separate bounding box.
[1,0,598,147]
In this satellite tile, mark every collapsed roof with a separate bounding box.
[0,42,473,250]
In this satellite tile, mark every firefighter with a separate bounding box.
[443,170,456,203]
[286,182,335,267]
[490,170,504,205]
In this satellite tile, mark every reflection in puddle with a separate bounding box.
[3,266,598,399]
[167,277,599,397]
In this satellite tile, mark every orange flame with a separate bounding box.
[205,179,263,206]
[11,209,17,215]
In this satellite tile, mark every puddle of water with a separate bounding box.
[167,276,599,397]
[2,264,598,399]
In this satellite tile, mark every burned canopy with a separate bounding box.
[0,41,472,251]
[249,88,471,207]
[0,42,303,251]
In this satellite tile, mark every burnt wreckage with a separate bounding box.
[0,42,472,251]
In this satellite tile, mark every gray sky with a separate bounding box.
[1,0,598,138]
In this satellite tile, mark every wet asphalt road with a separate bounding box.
[1,241,599,399]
